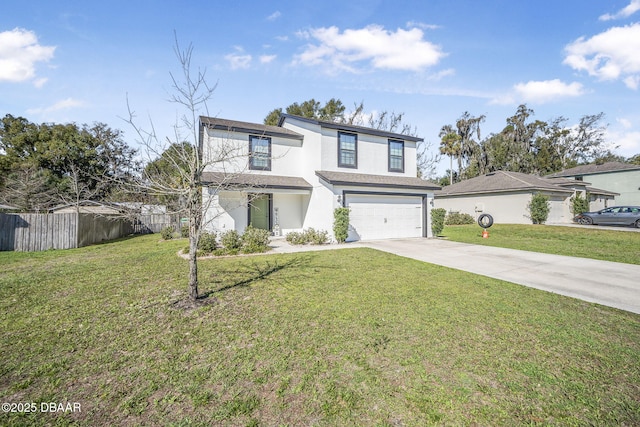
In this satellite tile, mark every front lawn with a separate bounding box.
[442,224,640,265]
[1,235,639,426]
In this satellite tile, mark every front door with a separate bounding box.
[249,194,271,231]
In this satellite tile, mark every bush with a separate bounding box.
[307,228,329,245]
[431,208,446,236]
[445,211,475,225]
[528,193,550,224]
[285,231,307,245]
[286,228,329,245]
[197,231,218,253]
[333,207,350,243]
[160,226,175,240]
[180,224,189,238]
[241,226,270,254]
[220,229,242,252]
[571,192,590,216]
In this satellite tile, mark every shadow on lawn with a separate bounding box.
[201,255,311,297]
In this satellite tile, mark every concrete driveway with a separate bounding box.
[364,238,640,315]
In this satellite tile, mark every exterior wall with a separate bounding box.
[435,191,573,224]
[273,193,307,235]
[203,191,247,234]
[202,127,304,177]
[281,118,418,178]
[581,170,640,206]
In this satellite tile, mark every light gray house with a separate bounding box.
[435,171,617,224]
[547,162,640,206]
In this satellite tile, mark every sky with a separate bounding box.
[2,0,640,176]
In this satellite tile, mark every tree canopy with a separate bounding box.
[438,105,627,183]
[0,114,137,211]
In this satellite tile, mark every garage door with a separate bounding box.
[346,195,423,240]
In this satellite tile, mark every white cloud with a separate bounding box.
[491,79,584,105]
[599,0,640,21]
[406,21,441,31]
[514,79,585,103]
[26,97,85,115]
[564,23,640,89]
[293,25,446,73]
[0,28,55,85]
[267,11,281,21]
[606,128,640,155]
[260,54,276,64]
[224,47,252,70]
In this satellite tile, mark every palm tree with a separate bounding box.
[439,132,461,185]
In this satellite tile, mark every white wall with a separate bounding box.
[203,190,247,233]
[203,127,304,177]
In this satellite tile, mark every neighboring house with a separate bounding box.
[200,114,440,241]
[434,170,616,224]
[547,162,640,206]
[49,200,124,215]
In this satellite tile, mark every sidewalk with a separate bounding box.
[269,237,640,315]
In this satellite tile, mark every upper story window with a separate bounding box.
[249,135,271,170]
[338,131,357,168]
[388,139,404,173]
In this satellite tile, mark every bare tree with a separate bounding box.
[124,36,246,302]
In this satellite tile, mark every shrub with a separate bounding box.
[197,231,218,253]
[571,192,590,216]
[333,207,350,243]
[160,226,175,240]
[445,211,475,225]
[285,231,307,245]
[220,229,242,252]
[431,208,446,236]
[307,228,329,245]
[241,226,270,254]
[180,224,189,238]
[528,193,550,224]
[286,228,329,245]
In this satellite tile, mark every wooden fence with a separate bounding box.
[134,214,180,234]
[0,213,135,252]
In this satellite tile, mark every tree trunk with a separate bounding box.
[188,184,202,301]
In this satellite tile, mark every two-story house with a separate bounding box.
[199,114,440,241]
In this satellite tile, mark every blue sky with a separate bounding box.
[2,0,640,176]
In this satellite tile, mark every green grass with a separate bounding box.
[442,224,640,265]
[1,235,639,426]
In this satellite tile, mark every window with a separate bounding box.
[338,132,357,168]
[388,139,404,172]
[249,136,271,170]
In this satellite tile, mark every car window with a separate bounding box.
[621,207,630,213]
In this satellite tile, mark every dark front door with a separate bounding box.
[249,194,271,231]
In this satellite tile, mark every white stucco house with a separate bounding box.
[435,170,617,224]
[199,114,440,241]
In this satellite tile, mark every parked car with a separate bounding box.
[574,206,640,228]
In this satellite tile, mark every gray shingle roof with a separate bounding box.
[436,171,573,197]
[201,172,312,190]
[547,162,640,177]
[315,170,440,190]
[279,114,424,142]
[200,116,304,140]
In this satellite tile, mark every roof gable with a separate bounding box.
[547,162,640,177]
[279,114,424,142]
[437,171,573,196]
[200,116,304,140]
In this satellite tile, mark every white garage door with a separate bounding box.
[347,195,423,240]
